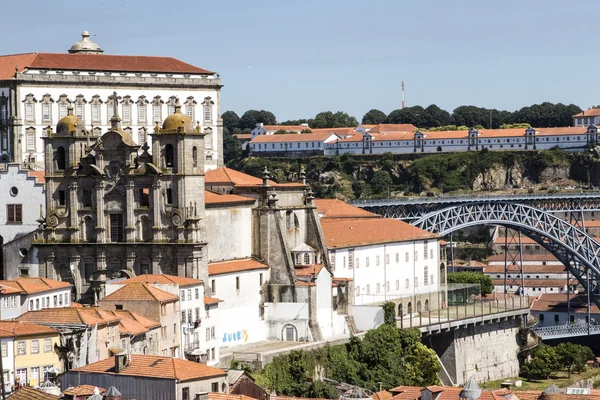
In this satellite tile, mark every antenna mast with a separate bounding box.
[401,80,405,109]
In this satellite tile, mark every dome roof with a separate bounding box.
[69,31,103,54]
[160,104,195,133]
[543,385,564,395]
[56,105,82,135]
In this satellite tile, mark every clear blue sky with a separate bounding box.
[4,0,598,121]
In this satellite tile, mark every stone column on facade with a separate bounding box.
[96,248,106,275]
[126,248,136,275]
[43,253,55,279]
[152,180,162,241]
[95,181,106,243]
[177,254,186,278]
[152,248,162,274]
[69,180,80,243]
[125,179,136,242]
[10,85,22,163]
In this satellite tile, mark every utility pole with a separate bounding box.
[401,81,405,109]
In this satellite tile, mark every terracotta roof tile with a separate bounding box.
[320,218,438,249]
[118,274,201,287]
[209,259,269,276]
[573,108,600,117]
[372,391,393,400]
[6,387,60,400]
[261,125,308,132]
[103,310,160,336]
[27,170,45,183]
[102,282,179,303]
[493,278,576,287]
[315,199,380,219]
[250,132,339,143]
[531,293,600,314]
[204,296,222,305]
[17,306,120,327]
[0,52,213,76]
[295,264,324,277]
[205,167,305,188]
[368,124,418,133]
[487,253,559,262]
[0,320,57,337]
[233,134,253,140]
[70,354,226,381]
[205,191,256,206]
[484,264,566,274]
[209,393,256,400]
[62,385,105,396]
[0,277,71,295]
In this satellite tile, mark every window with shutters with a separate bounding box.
[184,96,196,121]
[424,266,429,285]
[17,341,25,355]
[31,339,39,354]
[348,249,354,269]
[202,97,214,121]
[110,214,124,242]
[44,338,52,353]
[0,342,6,357]
[58,100,68,119]
[23,94,36,122]
[26,128,35,151]
[166,96,178,116]
[136,95,149,123]
[74,95,86,120]
[90,95,102,123]
[7,204,22,223]
[153,105,161,123]
[329,250,336,268]
[204,127,213,149]
[424,240,429,260]
[122,103,131,123]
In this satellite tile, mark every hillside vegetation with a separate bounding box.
[228,147,600,200]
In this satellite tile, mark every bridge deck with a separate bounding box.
[532,324,600,340]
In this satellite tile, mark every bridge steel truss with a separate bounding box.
[356,193,600,221]
[412,201,600,308]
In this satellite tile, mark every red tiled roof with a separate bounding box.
[62,385,105,396]
[372,391,393,400]
[6,386,60,400]
[314,199,380,219]
[320,218,438,249]
[0,52,213,77]
[0,321,57,338]
[261,125,308,132]
[28,170,45,184]
[250,132,338,143]
[493,278,576,287]
[70,354,226,381]
[487,253,560,262]
[484,264,566,274]
[118,274,201,287]
[0,277,71,295]
[531,293,600,314]
[204,296,222,305]
[205,166,304,188]
[102,282,178,303]
[103,310,160,336]
[209,394,256,400]
[209,259,269,276]
[233,134,253,140]
[368,124,418,133]
[17,306,120,327]
[205,191,256,206]
[573,108,600,117]
[295,264,324,277]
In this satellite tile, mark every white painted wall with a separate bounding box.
[24,288,72,314]
[265,302,311,341]
[532,310,600,326]
[0,164,45,244]
[0,294,21,320]
[210,268,269,348]
[315,269,334,338]
[16,84,220,171]
[329,239,440,306]
[206,206,252,262]
[1,337,14,393]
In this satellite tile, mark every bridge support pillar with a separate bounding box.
[503,228,524,295]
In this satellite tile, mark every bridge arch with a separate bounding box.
[412,201,600,306]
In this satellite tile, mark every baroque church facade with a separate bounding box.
[34,100,208,303]
[0,31,222,171]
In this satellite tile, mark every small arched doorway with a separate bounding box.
[425,299,429,311]
[417,300,422,313]
[407,302,412,314]
[282,324,297,342]
[397,303,403,317]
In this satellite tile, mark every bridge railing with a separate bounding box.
[351,191,600,206]
[532,323,600,339]
[397,296,531,329]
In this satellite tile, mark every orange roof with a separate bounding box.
[484,264,566,274]
[310,127,356,136]
[17,306,120,327]
[584,219,600,227]
[209,258,269,276]
[368,124,418,133]
[250,132,338,143]
[261,125,308,132]
[233,134,252,140]
[5,386,60,400]
[104,310,160,336]
[314,199,380,219]
[205,166,304,188]
[389,386,516,400]
[102,282,178,303]
[70,354,226,381]
[62,385,106,396]
[118,274,201,287]
[28,170,45,184]
[320,218,438,249]
[531,293,600,314]
[204,296,222,305]
[0,52,213,77]
[0,277,71,295]
[209,394,258,400]
[0,321,57,338]
[573,108,600,117]
[0,283,23,295]
[205,191,255,206]
[295,264,324,277]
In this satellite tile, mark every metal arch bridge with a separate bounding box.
[532,324,600,340]
[351,192,600,220]
[410,201,600,308]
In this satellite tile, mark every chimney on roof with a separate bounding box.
[114,354,127,374]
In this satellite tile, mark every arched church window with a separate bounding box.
[192,146,198,167]
[55,146,66,170]
[165,144,174,168]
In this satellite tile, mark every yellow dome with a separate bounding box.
[56,106,81,136]
[161,105,195,133]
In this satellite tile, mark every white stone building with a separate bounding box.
[0,277,72,320]
[0,31,223,171]
[325,126,597,156]
[248,132,341,156]
[315,199,445,316]
[573,108,600,127]
[250,123,309,139]
[0,334,14,393]
[531,293,600,326]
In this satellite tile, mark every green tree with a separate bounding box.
[555,342,594,377]
[523,344,560,379]
[222,111,240,132]
[447,272,493,295]
[383,302,396,326]
[312,111,359,128]
[307,381,338,399]
[274,129,290,135]
[370,170,393,197]
[385,106,425,126]
[239,109,277,130]
[223,128,243,164]
[451,105,491,128]
[362,109,387,125]
[420,104,452,128]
